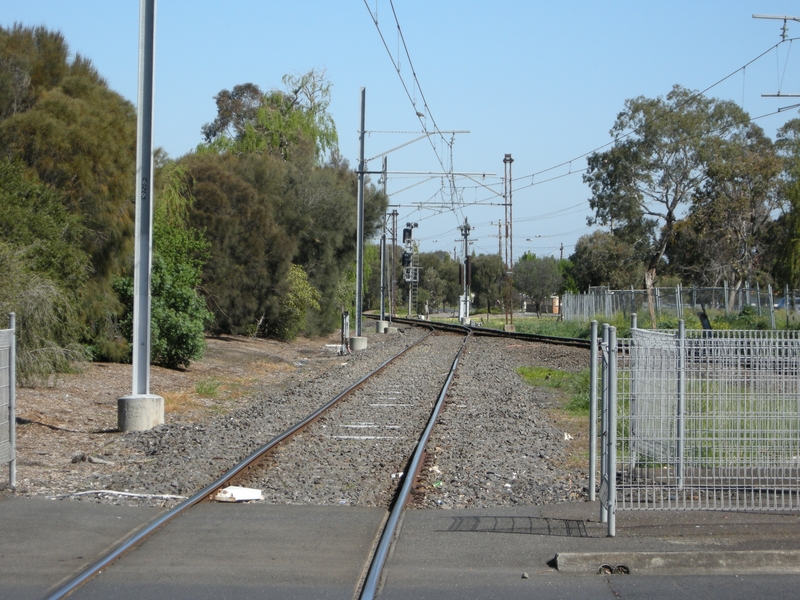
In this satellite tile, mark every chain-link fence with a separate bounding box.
[593,320,800,536]
[563,284,799,326]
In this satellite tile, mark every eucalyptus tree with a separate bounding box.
[584,85,750,322]
[513,253,563,316]
[668,123,781,290]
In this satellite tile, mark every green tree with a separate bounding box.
[584,85,749,321]
[114,162,212,368]
[0,158,88,293]
[513,253,563,316]
[669,123,781,291]
[774,118,800,288]
[0,158,90,381]
[0,24,137,355]
[200,69,338,163]
[569,231,645,291]
[470,253,504,318]
[269,264,321,340]
[182,151,292,336]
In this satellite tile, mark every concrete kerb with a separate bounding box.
[555,550,800,575]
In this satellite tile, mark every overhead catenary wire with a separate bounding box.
[363,0,465,223]
[508,37,799,186]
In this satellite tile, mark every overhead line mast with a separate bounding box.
[754,14,800,98]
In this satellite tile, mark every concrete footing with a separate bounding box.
[349,336,368,351]
[385,327,398,334]
[375,320,389,333]
[118,394,164,431]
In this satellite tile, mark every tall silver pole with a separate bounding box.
[355,88,366,337]
[118,0,163,430]
[132,0,156,396]
[589,320,598,502]
[379,157,387,322]
[8,312,15,488]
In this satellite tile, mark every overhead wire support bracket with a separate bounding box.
[365,130,470,164]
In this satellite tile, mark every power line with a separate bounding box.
[509,37,798,186]
[363,0,465,222]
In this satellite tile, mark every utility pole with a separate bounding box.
[458,218,473,325]
[118,0,163,432]
[560,242,564,261]
[503,154,514,331]
[390,209,398,321]
[352,88,367,350]
[379,157,387,323]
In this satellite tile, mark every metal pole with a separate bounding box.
[390,210,398,322]
[769,284,775,330]
[355,88,366,337]
[677,319,686,491]
[8,312,15,488]
[379,158,388,322]
[589,320,598,501]
[132,0,157,397]
[787,284,791,329]
[608,326,617,537]
[503,154,514,327]
[600,323,609,524]
[379,216,386,322]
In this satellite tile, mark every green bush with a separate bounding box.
[114,254,212,369]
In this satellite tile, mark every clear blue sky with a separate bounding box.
[5,1,800,260]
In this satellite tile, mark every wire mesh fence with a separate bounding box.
[593,321,800,536]
[564,284,800,327]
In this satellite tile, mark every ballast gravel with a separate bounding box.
[14,325,591,511]
[414,335,588,509]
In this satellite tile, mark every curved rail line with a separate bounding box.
[45,326,439,600]
[372,315,591,349]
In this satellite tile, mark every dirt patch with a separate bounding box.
[8,333,343,494]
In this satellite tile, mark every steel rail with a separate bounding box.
[368,315,591,349]
[359,324,471,599]
[44,327,436,600]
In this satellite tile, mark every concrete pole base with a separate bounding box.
[376,320,389,333]
[349,336,368,351]
[385,327,398,334]
[118,394,164,431]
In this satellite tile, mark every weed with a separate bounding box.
[195,377,222,398]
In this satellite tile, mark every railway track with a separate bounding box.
[45,325,471,599]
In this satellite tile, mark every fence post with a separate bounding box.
[724,280,729,315]
[768,284,775,330]
[631,312,637,331]
[676,284,682,319]
[786,284,791,329]
[608,326,617,538]
[600,323,609,524]
[756,282,762,317]
[655,287,661,319]
[676,320,686,491]
[589,320,598,502]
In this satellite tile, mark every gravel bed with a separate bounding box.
[237,332,466,506]
[415,335,590,509]
[16,324,593,512]
[52,327,427,507]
